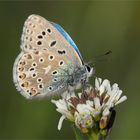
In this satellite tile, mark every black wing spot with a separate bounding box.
[47,28,51,33]
[38,84,44,89]
[52,71,58,75]
[50,41,56,47]
[32,62,37,67]
[59,60,64,66]
[58,50,66,55]
[48,55,54,60]
[37,78,42,83]
[53,78,57,82]
[39,58,44,63]
[32,73,37,78]
[29,67,35,71]
[37,41,42,45]
[38,35,43,39]
[42,31,46,36]
[48,86,53,91]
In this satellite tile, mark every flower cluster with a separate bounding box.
[52,77,127,137]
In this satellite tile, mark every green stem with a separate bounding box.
[87,131,99,140]
[72,125,83,140]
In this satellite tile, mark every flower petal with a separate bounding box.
[103,79,111,94]
[95,78,102,89]
[99,85,105,95]
[115,96,127,105]
[94,97,101,109]
[58,115,66,130]
[102,107,110,116]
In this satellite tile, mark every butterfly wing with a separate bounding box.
[13,14,84,99]
[21,14,83,65]
[51,22,83,62]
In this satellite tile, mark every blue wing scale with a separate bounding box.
[51,22,83,61]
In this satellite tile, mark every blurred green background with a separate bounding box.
[0,1,139,139]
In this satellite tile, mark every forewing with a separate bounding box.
[21,14,82,66]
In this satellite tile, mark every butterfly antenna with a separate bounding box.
[88,50,112,66]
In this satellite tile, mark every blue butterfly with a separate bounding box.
[13,14,93,99]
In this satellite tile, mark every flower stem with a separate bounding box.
[87,130,105,140]
[72,125,83,140]
[88,131,99,140]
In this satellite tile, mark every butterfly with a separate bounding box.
[13,14,93,99]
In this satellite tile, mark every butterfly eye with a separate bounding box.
[85,65,91,73]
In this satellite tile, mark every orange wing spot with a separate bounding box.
[21,81,29,88]
[30,88,39,96]
[18,67,24,72]
[19,60,26,66]
[18,73,26,80]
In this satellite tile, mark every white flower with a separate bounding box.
[74,104,94,130]
[51,77,127,133]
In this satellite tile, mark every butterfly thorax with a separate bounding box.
[64,64,93,91]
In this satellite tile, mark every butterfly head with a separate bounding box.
[84,64,94,78]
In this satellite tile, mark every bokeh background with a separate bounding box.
[0,1,140,139]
